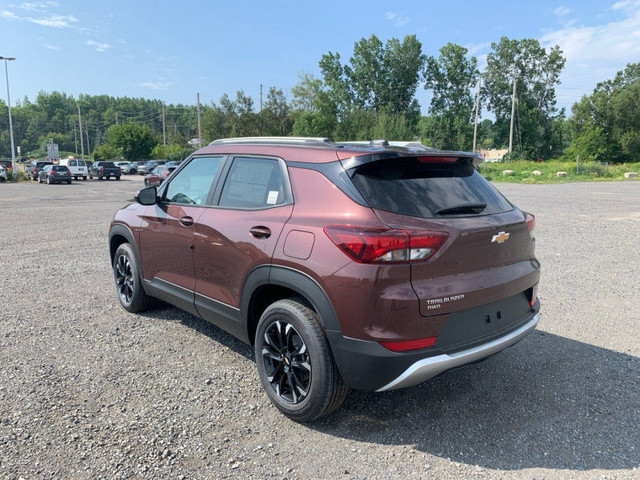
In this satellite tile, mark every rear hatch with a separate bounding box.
[346,154,539,318]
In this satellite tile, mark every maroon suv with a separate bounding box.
[109,137,540,421]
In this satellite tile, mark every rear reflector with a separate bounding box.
[380,336,437,352]
[324,225,448,263]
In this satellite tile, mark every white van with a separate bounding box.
[59,158,88,180]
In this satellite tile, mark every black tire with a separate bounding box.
[98,175,103,180]
[116,176,120,181]
[47,176,51,185]
[255,299,348,422]
[83,176,87,181]
[144,179,148,187]
[89,174,93,179]
[113,243,153,313]
[67,180,71,184]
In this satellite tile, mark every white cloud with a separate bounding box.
[86,40,112,52]
[385,11,409,27]
[540,1,640,108]
[553,6,572,17]
[27,14,77,28]
[18,2,59,12]
[42,43,59,50]
[139,81,173,91]
[1,10,19,18]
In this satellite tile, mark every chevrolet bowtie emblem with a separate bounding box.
[491,231,510,244]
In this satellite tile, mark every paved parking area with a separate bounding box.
[0,177,638,479]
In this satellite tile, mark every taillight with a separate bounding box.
[100,167,104,173]
[525,213,535,233]
[49,170,54,176]
[380,336,437,352]
[324,225,448,263]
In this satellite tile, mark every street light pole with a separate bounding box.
[0,56,16,178]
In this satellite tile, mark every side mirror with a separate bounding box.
[135,186,158,205]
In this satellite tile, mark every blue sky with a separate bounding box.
[1,0,640,114]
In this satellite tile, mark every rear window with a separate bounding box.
[100,162,115,167]
[52,166,68,171]
[350,157,512,218]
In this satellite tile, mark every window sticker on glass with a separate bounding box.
[267,190,279,205]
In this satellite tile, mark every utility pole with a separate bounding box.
[260,84,263,135]
[196,92,202,148]
[74,124,78,154]
[85,124,90,156]
[115,112,118,125]
[508,77,516,154]
[0,56,17,176]
[472,77,481,153]
[162,102,166,149]
[78,105,85,160]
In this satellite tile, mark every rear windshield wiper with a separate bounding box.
[437,203,487,215]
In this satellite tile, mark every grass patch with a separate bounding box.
[479,160,640,183]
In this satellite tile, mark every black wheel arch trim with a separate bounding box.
[108,223,145,284]
[241,264,343,338]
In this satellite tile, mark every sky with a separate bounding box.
[1,0,640,115]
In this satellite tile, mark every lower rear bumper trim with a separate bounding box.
[376,312,540,392]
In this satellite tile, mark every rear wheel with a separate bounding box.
[255,299,347,422]
[46,176,51,184]
[116,176,120,181]
[83,176,87,180]
[67,180,71,184]
[113,243,153,313]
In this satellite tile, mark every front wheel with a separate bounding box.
[113,243,153,313]
[115,176,120,181]
[255,299,348,422]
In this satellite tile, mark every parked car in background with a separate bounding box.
[0,160,13,173]
[38,165,72,184]
[109,137,541,422]
[0,164,6,181]
[115,161,130,171]
[28,160,54,180]
[125,162,141,175]
[166,161,181,167]
[89,161,121,180]
[137,160,165,175]
[144,165,176,187]
[59,158,88,180]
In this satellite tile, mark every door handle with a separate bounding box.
[179,216,194,227]
[250,226,271,239]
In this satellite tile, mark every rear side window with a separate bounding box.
[350,157,512,218]
[69,160,76,166]
[219,157,286,209]
[78,161,86,167]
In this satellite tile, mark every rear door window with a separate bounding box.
[218,157,287,209]
[350,157,512,218]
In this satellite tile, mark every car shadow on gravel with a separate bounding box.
[314,330,640,472]
[138,303,254,359]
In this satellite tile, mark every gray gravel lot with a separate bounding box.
[1,177,639,479]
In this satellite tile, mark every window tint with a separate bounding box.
[219,157,286,209]
[164,156,223,205]
[78,161,86,166]
[350,157,512,218]
[69,160,76,166]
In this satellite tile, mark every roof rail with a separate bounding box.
[338,140,436,151]
[208,136,336,147]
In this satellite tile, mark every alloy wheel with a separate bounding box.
[261,320,311,404]
[115,254,134,304]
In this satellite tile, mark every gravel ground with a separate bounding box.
[0,177,638,479]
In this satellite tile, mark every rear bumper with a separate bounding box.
[376,312,539,391]
[326,305,539,392]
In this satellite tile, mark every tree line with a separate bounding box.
[1,35,638,163]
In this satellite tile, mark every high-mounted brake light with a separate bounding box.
[380,336,437,352]
[324,225,448,264]
[418,156,458,163]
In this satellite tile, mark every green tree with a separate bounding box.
[423,43,478,150]
[106,122,158,161]
[482,37,566,159]
[566,63,640,163]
